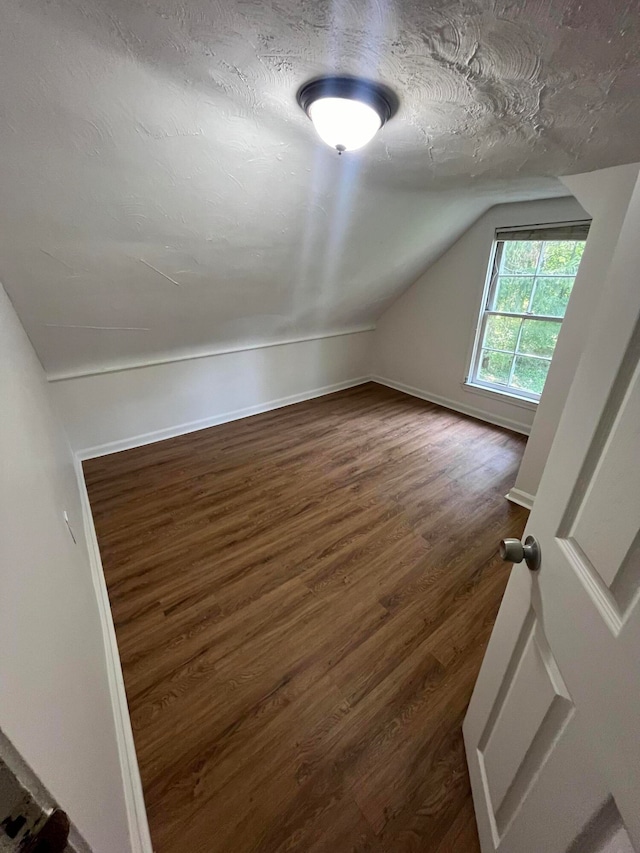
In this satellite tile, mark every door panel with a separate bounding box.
[479,611,573,835]
[568,799,635,853]
[562,345,640,623]
[466,574,600,852]
[498,721,609,853]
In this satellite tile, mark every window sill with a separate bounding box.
[463,381,539,411]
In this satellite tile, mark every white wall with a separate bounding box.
[372,196,587,435]
[0,286,130,851]
[51,330,373,456]
[511,162,640,503]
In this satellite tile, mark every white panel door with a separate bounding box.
[463,172,640,853]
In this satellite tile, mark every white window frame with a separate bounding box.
[465,222,589,405]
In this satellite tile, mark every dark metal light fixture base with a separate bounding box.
[296,76,398,127]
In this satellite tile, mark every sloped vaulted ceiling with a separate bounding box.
[1,0,639,376]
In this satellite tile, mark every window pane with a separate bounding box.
[529,276,574,317]
[500,240,542,275]
[483,315,521,351]
[511,356,550,395]
[478,350,513,385]
[539,240,585,275]
[493,276,534,312]
[518,319,560,357]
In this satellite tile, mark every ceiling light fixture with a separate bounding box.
[297,76,397,154]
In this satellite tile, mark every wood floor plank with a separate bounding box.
[83,382,528,852]
[434,797,482,853]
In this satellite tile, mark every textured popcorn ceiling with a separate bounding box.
[1,0,639,376]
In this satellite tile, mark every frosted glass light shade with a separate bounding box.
[308,97,382,152]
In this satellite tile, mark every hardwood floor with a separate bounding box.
[83,382,529,852]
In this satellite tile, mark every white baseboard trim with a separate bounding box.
[77,376,372,460]
[371,376,532,436]
[74,457,153,853]
[505,488,535,510]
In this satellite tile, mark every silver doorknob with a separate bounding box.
[499,535,541,571]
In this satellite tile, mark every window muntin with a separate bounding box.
[469,235,587,401]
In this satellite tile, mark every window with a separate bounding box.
[467,223,590,402]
